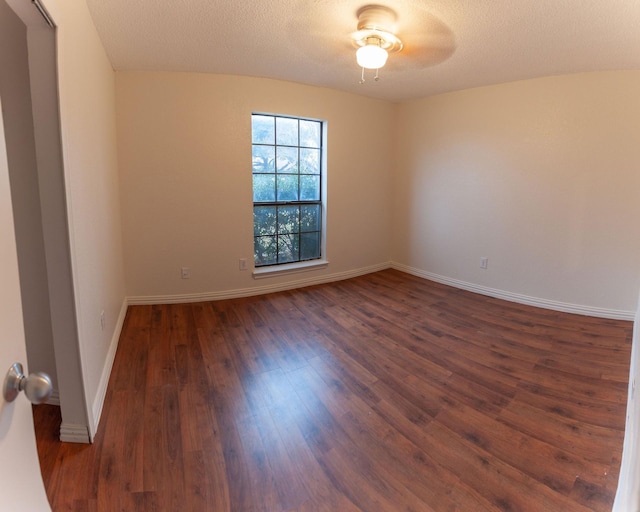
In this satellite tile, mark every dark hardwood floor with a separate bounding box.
[34,269,633,511]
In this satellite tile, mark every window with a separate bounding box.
[252,114,323,267]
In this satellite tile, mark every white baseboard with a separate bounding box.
[89,297,128,441]
[127,262,392,305]
[128,261,634,320]
[59,422,90,444]
[391,262,635,321]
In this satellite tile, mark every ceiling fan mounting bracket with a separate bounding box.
[356,5,395,32]
[352,4,403,53]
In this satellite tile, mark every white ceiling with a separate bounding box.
[85,0,640,103]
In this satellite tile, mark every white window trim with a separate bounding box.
[252,259,329,279]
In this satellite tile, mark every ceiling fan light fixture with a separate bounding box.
[352,5,403,83]
[356,37,388,69]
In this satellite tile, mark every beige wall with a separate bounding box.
[116,72,394,298]
[393,71,640,314]
[39,0,127,437]
[119,70,639,315]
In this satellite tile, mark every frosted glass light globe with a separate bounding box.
[356,43,388,69]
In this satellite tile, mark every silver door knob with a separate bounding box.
[2,362,53,404]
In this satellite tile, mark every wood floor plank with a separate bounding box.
[268,390,362,512]
[498,399,625,466]
[434,400,611,494]
[424,420,596,512]
[252,407,310,510]
[34,269,632,511]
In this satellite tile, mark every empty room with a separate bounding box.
[1,0,640,511]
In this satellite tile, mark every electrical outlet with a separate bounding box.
[239,258,248,271]
[181,267,190,279]
[100,310,105,330]
[480,257,488,269]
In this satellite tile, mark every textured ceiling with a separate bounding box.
[85,0,640,102]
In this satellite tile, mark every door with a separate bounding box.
[0,97,51,510]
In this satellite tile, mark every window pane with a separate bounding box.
[300,175,320,201]
[277,175,299,202]
[300,232,320,260]
[253,206,276,236]
[277,205,299,234]
[252,113,322,268]
[253,174,275,202]
[276,117,298,146]
[300,120,320,148]
[300,204,320,232]
[276,147,298,173]
[254,236,277,266]
[278,234,299,263]
[252,115,274,144]
[300,148,320,174]
[252,145,275,173]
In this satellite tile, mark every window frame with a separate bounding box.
[251,113,327,277]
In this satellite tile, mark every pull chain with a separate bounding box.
[359,67,382,84]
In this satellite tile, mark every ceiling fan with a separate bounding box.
[352,5,403,82]
[349,3,455,83]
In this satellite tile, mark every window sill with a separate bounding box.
[252,259,329,280]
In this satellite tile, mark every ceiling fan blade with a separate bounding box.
[393,29,457,68]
